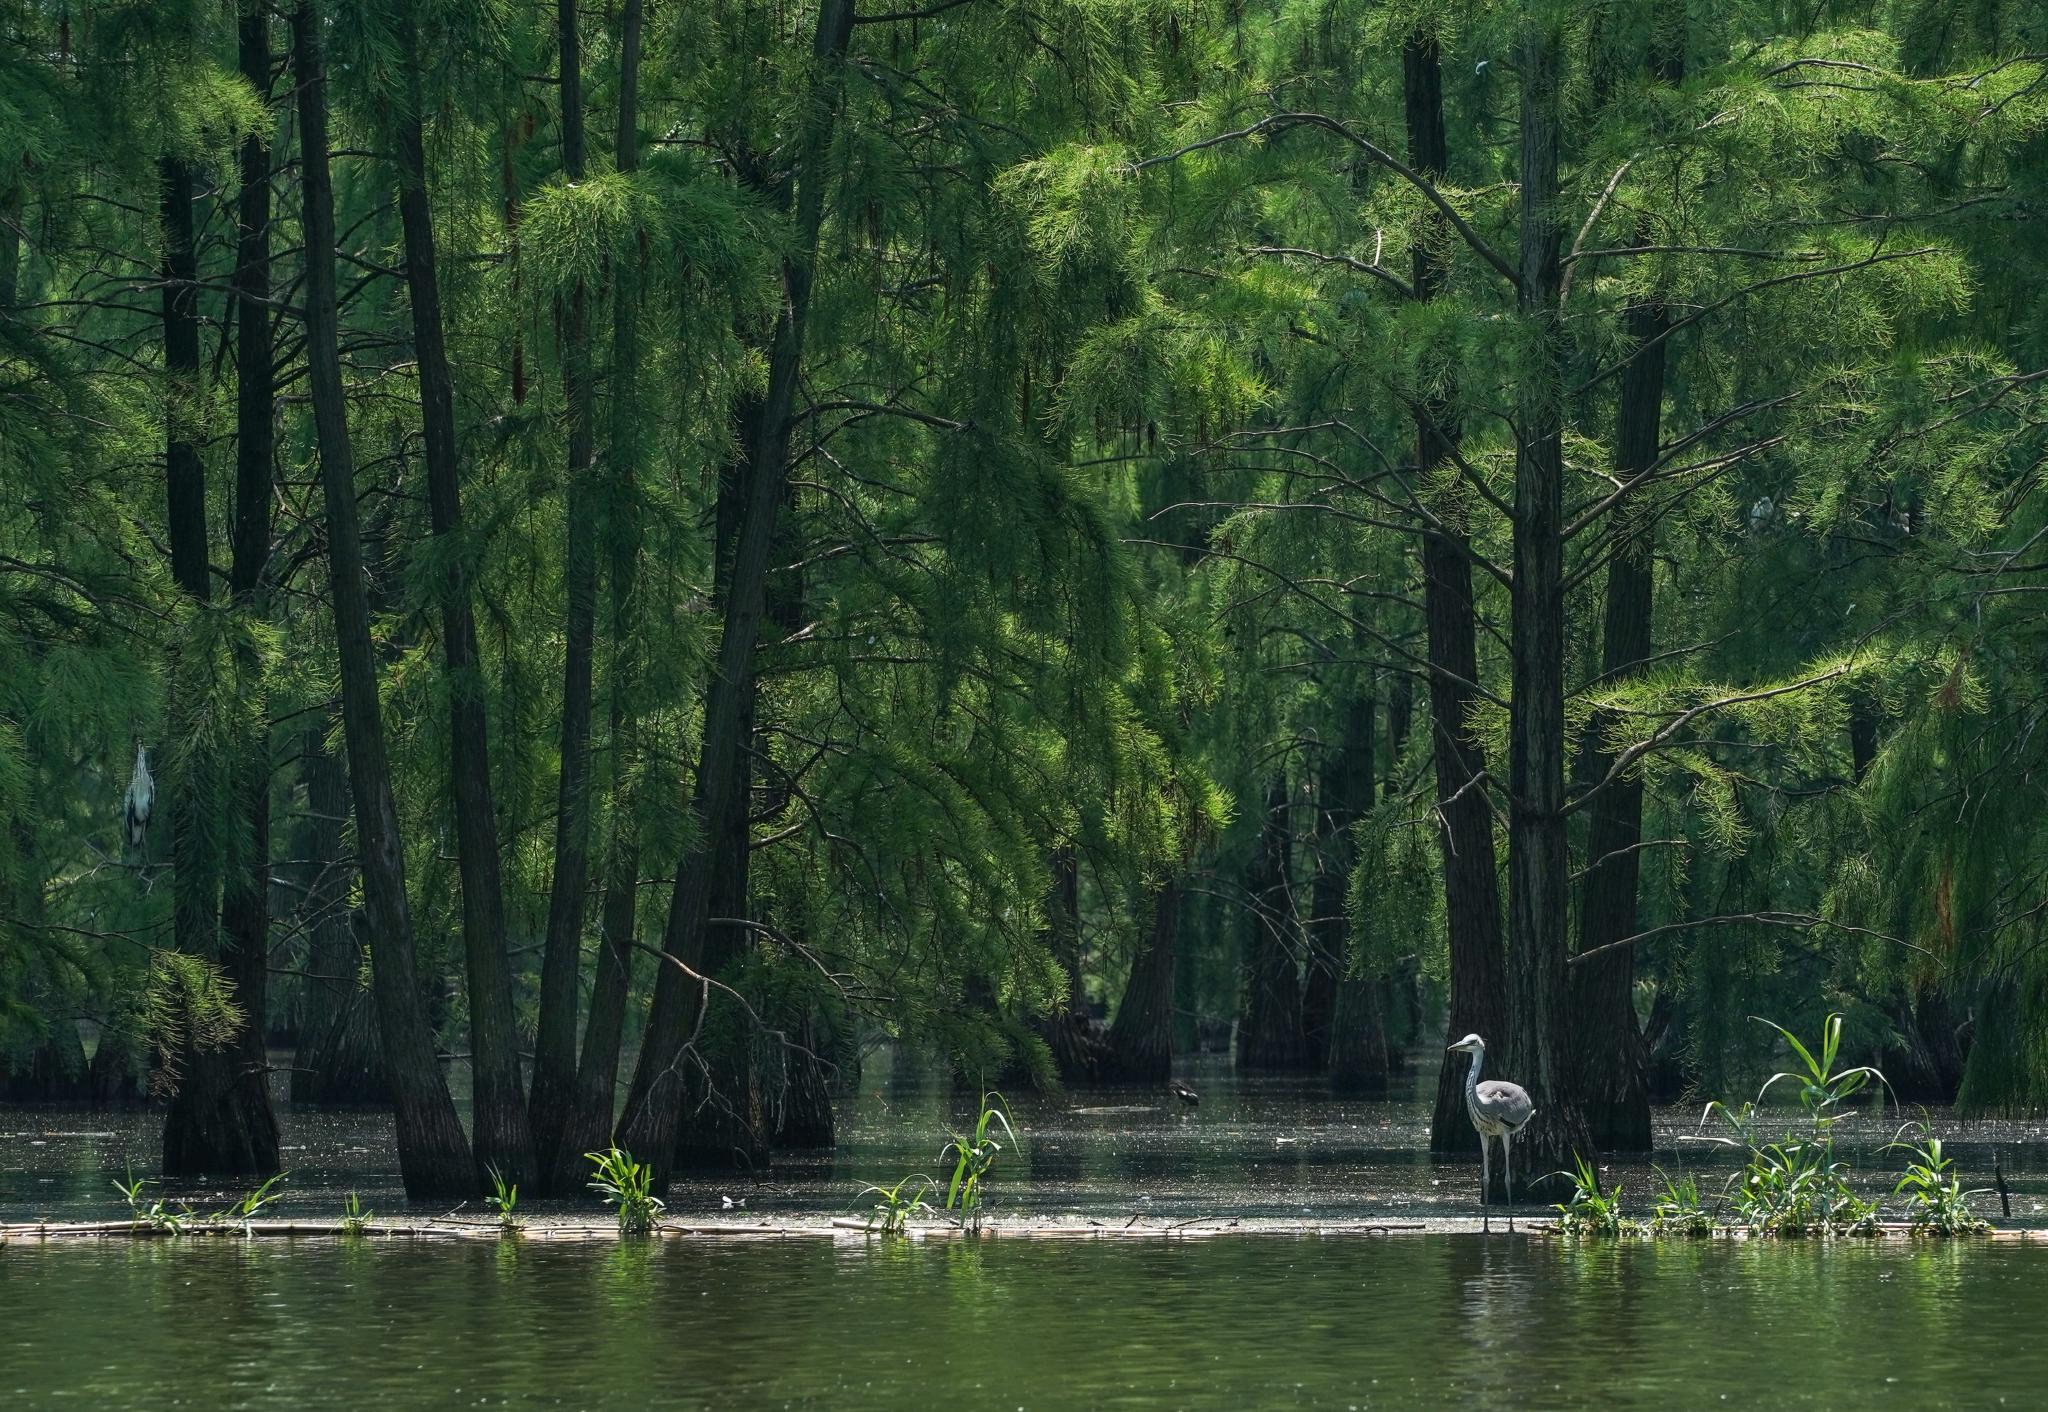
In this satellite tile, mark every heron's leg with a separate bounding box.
[1480,1134,1491,1232]
[1504,1132,1515,1232]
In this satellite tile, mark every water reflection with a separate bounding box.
[5,1238,2047,1407]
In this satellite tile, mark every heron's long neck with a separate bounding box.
[1465,1047,1484,1095]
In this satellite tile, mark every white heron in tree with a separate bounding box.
[123,742,154,854]
[1447,1033,1535,1232]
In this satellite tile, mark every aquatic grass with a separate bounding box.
[486,1166,523,1233]
[1887,1120,1991,1236]
[340,1191,372,1237]
[1649,1169,1714,1238]
[1691,1014,1885,1238]
[113,1167,190,1234]
[1553,1154,1641,1238]
[856,1174,938,1235]
[941,1092,1017,1234]
[587,1148,665,1235]
[218,1172,288,1235]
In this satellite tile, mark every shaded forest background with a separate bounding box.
[5,0,2048,1197]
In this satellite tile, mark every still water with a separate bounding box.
[4,1235,2043,1408]
[5,1059,2047,1408]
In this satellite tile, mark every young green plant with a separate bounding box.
[587,1147,665,1235]
[1887,1120,1991,1236]
[486,1165,523,1233]
[941,1092,1017,1233]
[857,1174,938,1235]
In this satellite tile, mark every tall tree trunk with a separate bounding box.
[1320,698,1388,1092]
[615,0,856,1186]
[1403,34,1509,1154]
[555,0,646,1196]
[532,0,603,1177]
[1104,880,1180,1083]
[157,127,281,1175]
[293,0,472,1196]
[291,728,388,1105]
[1238,779,1307,1071]
[214,7,284,1165]
[1505,19,1593,1194]
[392,17,535,1188]
[1568,296,1665,1153]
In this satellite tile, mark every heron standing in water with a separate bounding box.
[1447,1033,1534,1232]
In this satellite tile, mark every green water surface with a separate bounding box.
[2,1234,2038,1409]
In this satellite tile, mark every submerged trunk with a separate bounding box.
[1238,779,1307,1071]
[531,0,604,1180]
[616,0,855,1186]
[1403,34,1510,1154]
[554,0,647,1196]
[1104,881,1180,1084]
[392,20,534,1188]
[1504,19,1593,1195]
[294,0,471,1196]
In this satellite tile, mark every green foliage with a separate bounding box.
[1693,1015,1884,1237]
[5,0,2048,1151]
[113,1168,189,1235]
[485,1166,522,1233]
[586,1148,664,1235]
[218,1173,288,1235]
[857,1174,938,1236]
[1553,1154,1642,1239]
[941,1093,1017,1234]
[1649,1170,1714,1239]
[340,1192,372,1237]
[1887,1120,1991,1237]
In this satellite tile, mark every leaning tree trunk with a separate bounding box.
[554,0,647,1196]
[531,0,604,1181]
[616,0,856,1188]
[1238,779,1307,1071]
[1103,881,1180,1084]
[157,122,281,1176]
[294,0,471,1196]
[1403,33,1511,1155]
[1503,19,1593,1198]
[391,17,535,1188]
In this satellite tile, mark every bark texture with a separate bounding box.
[295,0,471,1196]
[1404,33,1509,1154]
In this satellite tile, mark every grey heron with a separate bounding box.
[123,743,154,854]
[1447,1033,1534,1231]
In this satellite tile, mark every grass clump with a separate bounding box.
[857,1174,938,1235]
[1553,1154,1643,1239]
[587,1148,665,1235]
[1649,1169,1713,1238]
[1887,1121,1991,1236]
[486,1165,523,1234]
[1693,1014,1883,1238]
[941,1092,1016,1234]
